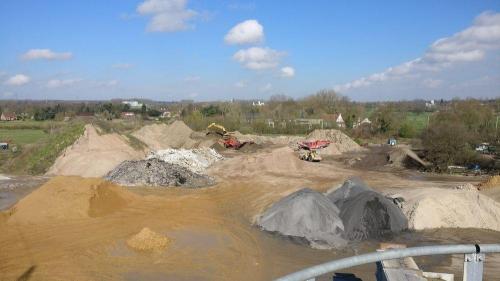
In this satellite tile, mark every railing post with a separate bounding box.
[463,253,484,281]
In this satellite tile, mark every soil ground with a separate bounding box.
[1,145,500,280]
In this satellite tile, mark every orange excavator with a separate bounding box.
[207,123,254,150]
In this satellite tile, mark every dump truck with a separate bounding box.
[297,140,330,162]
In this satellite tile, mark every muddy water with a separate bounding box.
[0,175,48,210]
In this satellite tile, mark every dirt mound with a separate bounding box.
[147,148,223,174]
[132,121,198,150]
[257,188,346,249]
[105,158,215,187]
[47,125,144,177]
[387,146,429,169]
[478,175,500,189]
[327,177,407,240]
[8,177,136,224]
[307,129,361,155]
[402,188,500,231]
[127,227,170,251]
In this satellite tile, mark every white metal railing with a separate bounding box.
[275,243,500,281]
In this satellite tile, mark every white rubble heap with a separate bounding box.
[147,148,224,174]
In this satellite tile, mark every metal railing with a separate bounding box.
[275,243,500,281]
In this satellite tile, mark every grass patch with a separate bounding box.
[404,112,431,133]
[0,120,67,130]
[0,129,49,145]
[0,122,85,175]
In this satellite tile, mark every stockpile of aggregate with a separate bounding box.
[256,188,346,248]
[127,227,170,251]
[256,178,408,248]
[327,178,408,240]
[147,148,223,174]
[105,158,215,187]
[306,129,362,155]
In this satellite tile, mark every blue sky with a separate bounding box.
[0,0,499,101]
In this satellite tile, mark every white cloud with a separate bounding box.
[136,0,197,32]
[22,49,73,61]
[334,11,500,93]
[112,63,134,69]
[4,74,30,86]
[225,19,264,45]
[233,47,285,70]
[46,78,82,88]
[422,78,443,88]
[280,66,295,78]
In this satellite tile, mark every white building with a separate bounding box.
[122,100,143,109]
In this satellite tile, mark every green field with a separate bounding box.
[405,112,431,133]
[0,129,49,145]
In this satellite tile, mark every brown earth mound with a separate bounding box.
[47,125,144,177]
[479,175,500,189]
[387,146,429,169]
[8,177,137,224]
[307,129,362,155]
[132,121,199,150]
[127,227,170,251]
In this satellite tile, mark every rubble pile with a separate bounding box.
[105,158,215,187]
[147,148,223,174]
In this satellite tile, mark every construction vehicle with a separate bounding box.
[297,140,330,162]
[207,123,254,150]
[207,123,227,137]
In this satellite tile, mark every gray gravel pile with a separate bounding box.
[256,188,346,248]
[257,178,408,248]
[105,158,215,187]
[327,177,407,240]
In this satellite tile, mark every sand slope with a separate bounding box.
[47,125,144,177]
[131,121,198,150]
[8,177,137,224]
[307,129,362,155]
[403,188,500,231]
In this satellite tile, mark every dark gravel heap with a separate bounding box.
[327,177,407,240]
[257,178,408,248]
[256,188,346,248]
[105,158,215,187]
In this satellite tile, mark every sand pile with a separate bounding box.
[105,158,215,187]
[478,175,500,189]
[7,177,136,224]
[402,188,500,231]
[47,125,144,177]
[256,188,346,249]
[306,129,362,155]
[327,178,407,240]
[147,148,223,174]
[127,227,170,251]
[387,147,429,169]
[132,121,199,150]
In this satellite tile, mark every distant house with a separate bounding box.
[252,100,265,107]
[267,119,275,128]
[122,100,143,109]
[121,112,135,119]
[353,117,371,128]
[322,113,345,128]
[425,100,435,109]
[0,112,16,121]
[161,111,171,118]
[294,118,324,129]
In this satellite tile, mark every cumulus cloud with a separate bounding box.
[233,47,285,70]
[4,74,30,86]
[136,0,197,32]
[225,19,264,45]
[334,11,500,93]
[112,63,134,69]
[280,66,295,78]
[22,49,73,61]
[46,78,82,88]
